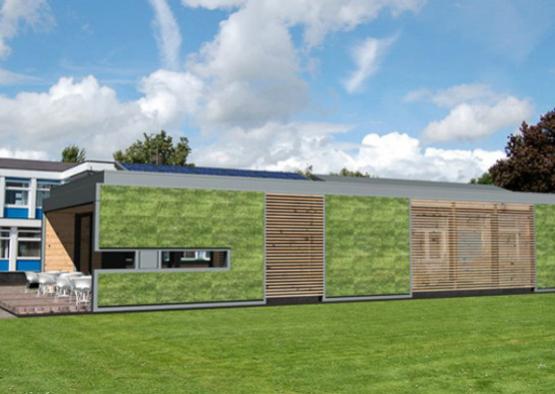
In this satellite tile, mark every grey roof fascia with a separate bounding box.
[43,172,104,212]
[102,170,555,205]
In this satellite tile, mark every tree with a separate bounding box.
[331,168,370,177]
[61,145,86,163]
[469,172,493,185]
[489,109,555,192]
[113,130,193,166]
[296,165,319,180]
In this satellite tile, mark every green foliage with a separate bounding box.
[535,204,555,289]
[2,295,555,392]
[490,108,555,192]
[61,144,86,163]
[295,164,318,180]
[330,168,371,177]
[469,171,493,185]
[113,130,193,166]
[97,186,265,305]
[325,195,410,296]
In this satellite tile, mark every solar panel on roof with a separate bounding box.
[120,163,307,180]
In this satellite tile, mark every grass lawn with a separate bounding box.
[0,294,555,393]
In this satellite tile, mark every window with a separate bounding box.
[0,228,9,259]
[161,250,229,269]
[101,251,136,269]
[17,228,41,258]
[36,180,58,208]
[5,179,30,206]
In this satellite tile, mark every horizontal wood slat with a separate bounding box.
[265,193,324,298]
[411,199,535,292]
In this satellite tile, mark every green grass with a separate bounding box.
[97,186,265,304]
[1,294,555,393]
[535,205,555,289]
[326,195,410,297]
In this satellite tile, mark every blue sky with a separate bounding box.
[0,0,554,181]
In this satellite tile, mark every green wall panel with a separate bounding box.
[97,186,265,306]
[535,204,555,289]
[325,195,410,297]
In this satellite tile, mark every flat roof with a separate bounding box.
[0,157,77,172]
[43,169,555,212]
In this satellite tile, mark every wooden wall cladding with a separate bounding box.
[44,204,97,272]
[411,200,535,292]
[265,194,324,298]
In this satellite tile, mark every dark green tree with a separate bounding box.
[469,172,493,185]
[489,109,555,192]
[113,130,193,166]
[61,145,86,163]
[331,168,370,177]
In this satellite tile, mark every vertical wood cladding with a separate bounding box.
[265,194,324,298]
[411,200,535,292]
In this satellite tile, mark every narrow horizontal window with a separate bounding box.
[161,250,229,269]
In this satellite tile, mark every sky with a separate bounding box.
[0,0,554,182]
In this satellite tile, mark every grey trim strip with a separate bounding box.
[535,288,555,293]
[324,294,412,302]
[101,170,555,205]
[94,300,266,313]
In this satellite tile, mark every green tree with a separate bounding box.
[489,109,555,192]
[469,172,493,185]
[331,168,370,177]
[113,130,193,166]
[296,165,319,180]
[61,145,86,163]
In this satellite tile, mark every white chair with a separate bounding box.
[37,273,57,296]
[55,273,83,298]
[24,271,39,293]
[72,276,92,306]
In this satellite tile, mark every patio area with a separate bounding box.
[0,285,91,316]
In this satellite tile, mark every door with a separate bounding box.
[74,213,93,275]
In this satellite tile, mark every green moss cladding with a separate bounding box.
[535,204,555,289]
[97,185,264,306]
[325,195,410,297]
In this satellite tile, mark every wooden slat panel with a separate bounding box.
[411,200,535,292]
[265,193,324,298]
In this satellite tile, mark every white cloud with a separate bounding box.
[183,0,423,47]
[0,0,53,59]
[406,84,533,141]
[193,123,503,182]
[344,35,396,93]
[149,0,182,70]
[423,96,533,142]
[405,83,499,107]
[0,75,165,159]
[0,147,47,160]
[0,68,38,85]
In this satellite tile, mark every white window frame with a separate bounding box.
[5,179,30,208]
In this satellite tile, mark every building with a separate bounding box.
[0,158,116,272]
[42,164,555,313]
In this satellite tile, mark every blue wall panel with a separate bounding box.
[35,208,43,219]
[16,260,41,272]
[4,207,28,218]
[0,260,8,271]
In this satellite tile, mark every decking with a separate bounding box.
[0,286,91,316]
